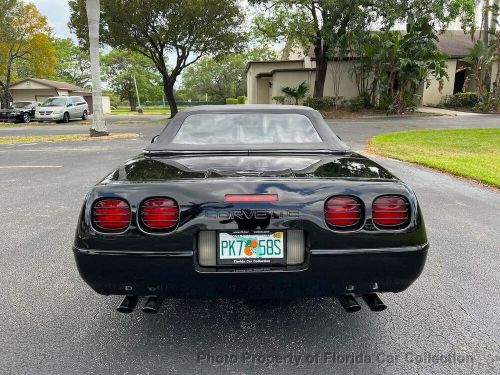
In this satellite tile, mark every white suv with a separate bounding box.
[36,96,89,123]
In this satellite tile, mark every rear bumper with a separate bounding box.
[73,244,428,298]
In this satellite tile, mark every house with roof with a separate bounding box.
[246,31,498,106]
[7,78,111,114]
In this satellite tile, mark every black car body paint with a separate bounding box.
[73,106,428,298]
[0,102,38,123]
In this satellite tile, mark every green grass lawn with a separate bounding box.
[110,105,191,116]
[110,108,171,115]
[370,128,500,187]
[0,121,59,128]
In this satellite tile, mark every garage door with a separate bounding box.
[36,96,53,104]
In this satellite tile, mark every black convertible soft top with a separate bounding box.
[144,105,350,155]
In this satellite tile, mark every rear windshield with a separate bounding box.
[172,113,322,145]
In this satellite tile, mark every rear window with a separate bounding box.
[172,113,322,145]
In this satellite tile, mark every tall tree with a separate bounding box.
[252,0,475,98]
[374,0,477,31]
[252,0,377,98]
[69,0,244,117]
[86,0,108,136]
[181,47,277,101]
[102,49,163,111]
[50,38,92,88]
[0,1,56,108]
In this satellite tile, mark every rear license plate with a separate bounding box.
[217,231,286,266]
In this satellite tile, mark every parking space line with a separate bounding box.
[0,148,110,152]
[0,165,62,169]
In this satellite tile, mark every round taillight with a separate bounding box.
[325,196,363,229]
[372,195,409,228]
[139,198,179,232]
[92,198,131,232]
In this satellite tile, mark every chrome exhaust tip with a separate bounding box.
[362,293,387,312]
[337,294,361,313]
[117,295,139,313]
[142,296,162,314]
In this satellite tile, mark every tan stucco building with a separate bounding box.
[247,31,498,106]
[7,78,111,114]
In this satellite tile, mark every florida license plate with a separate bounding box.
[217,231,286,266]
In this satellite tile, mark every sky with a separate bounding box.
[32,0,73,39]
[32,0,484,41]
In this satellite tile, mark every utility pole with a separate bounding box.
[133,73,141,109]
[86,0,108,136]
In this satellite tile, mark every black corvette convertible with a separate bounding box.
[73,105,428,313]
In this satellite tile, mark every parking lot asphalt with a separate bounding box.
[0,114,499,374]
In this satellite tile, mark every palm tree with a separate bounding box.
[463,40,496,95]
[86,0,108,136]
[281,81,309,105]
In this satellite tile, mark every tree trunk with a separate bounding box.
[313,38,328,98]
[1,56,13,108]
[0,81,12,109]
[162,78,178,118]
[86,0,108,136]
[129,94,137,112]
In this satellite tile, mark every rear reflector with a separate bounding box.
[93,198,131,232]
[225,194,279,203]
[198,231,216,266]
[139,198,179,231]
[287,230,305,265]
[372,195,409,228]
[325,196,363,229]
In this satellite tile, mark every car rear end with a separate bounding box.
[73,176,428,301]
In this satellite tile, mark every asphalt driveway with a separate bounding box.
[0,114,499,374]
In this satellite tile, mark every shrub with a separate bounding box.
[272,95,286,104]
[473,94,500,113]
[348,94,372,112]
[225,98,238,104]
[281,81,309,105]
[303,96,338,111]
[137,107,144,114]
[442,92,480,108]
[237,96,246,104]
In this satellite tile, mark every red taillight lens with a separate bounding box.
[325,196,363,229]
[372,195,409,228]
[139,198,179,231]
[93,199,131,231]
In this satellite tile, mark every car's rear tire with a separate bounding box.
[82,110,88,120]
[62,112,70,123]
[22,113,31,123]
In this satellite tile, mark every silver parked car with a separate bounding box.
[36,96,89,123]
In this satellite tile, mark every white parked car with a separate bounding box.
[36,96,89,123]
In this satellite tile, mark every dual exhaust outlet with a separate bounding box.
[117,293,386,314]
[117,295,162,314]
[337,293,387,313]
